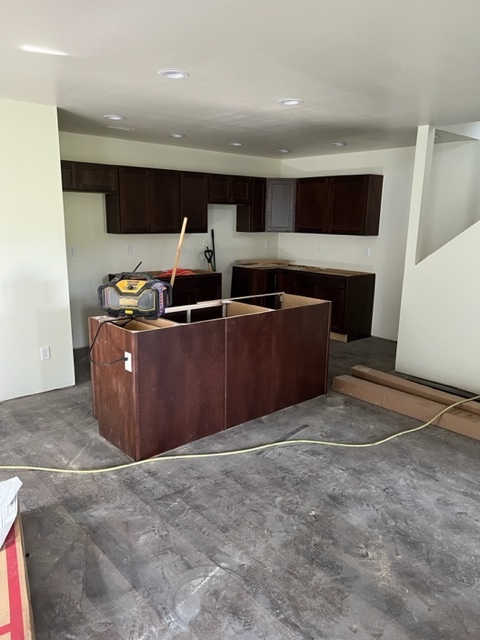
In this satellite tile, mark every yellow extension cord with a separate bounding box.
[0,394,478,475]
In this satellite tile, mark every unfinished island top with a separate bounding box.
[90,293,330,460]
[231,261,375,342]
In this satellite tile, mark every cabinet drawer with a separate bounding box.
[292,272,318,290]
[311,273,346,290]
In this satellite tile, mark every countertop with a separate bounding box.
[233,261,372,277]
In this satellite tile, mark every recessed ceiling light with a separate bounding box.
[229,142,243,147]
[277,149,291,154]
[107,125,135,131]
[103,114,125,121]
[20,44,67,56]
[169,133,185,138]
[158,69,189,79]
[278,98,303,106]
[331,142,347,147]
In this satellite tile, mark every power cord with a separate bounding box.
[0,393,478,475]
[89,317,130,366]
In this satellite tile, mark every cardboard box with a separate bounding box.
[0,515,34,639]
[351,365,480,417]
[333,374,480,441]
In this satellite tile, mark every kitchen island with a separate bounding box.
[90,293,330,460]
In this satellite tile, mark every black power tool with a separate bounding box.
[98,272,172,319]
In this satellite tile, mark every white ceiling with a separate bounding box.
[2,0,480,158]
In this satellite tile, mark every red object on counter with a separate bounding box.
[158,269,195,278]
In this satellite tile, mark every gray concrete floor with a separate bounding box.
[1,337,480,639]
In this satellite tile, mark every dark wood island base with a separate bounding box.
[89,294,331,460]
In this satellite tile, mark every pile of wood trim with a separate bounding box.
[333,365,480,441]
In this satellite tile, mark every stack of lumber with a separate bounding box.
[333,365,480,441]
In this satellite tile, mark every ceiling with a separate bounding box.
[2,0,480,158]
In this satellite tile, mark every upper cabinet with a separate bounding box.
[265,178,296,232]
[61,160,383,237]
[295,174,383,236]
[236,178,266,232]
[61,160,117,193]
[295,177,330,233]
[106,167,181,234]
[149,169,181,233]
[209,174,251,205]
[329,175,383,235]
[179,172,209,233]
[106,167,151,234]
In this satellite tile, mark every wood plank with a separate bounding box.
[333,374,480,441]
[351,365,480,417]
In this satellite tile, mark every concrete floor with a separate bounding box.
[1,337,480,639]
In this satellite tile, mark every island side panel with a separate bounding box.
[135,320,226,460]
[225,311,275,429]
[270,300,330,411]
[89,318,139,459]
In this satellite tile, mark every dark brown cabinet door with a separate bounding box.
[209,174,251,204]
[314,285,345,332]
[106,166,150,233]
[330,174,383,235]
[149,169,180,233]
[229,175,251,204]
[236,178,266,232]
[209,174,230,203]
[277,269,293,293]
[295,177,331,233]
[76,162,117,192]
[61,160,117,192]
[291,272,317,298]
[180,172,209,233]
[61,161,75,190]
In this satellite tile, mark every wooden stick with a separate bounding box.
[170,217,188,287]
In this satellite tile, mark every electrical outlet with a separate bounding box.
[264,241,270,249]
[319,243,324,253]
[40,345,51,361]
[124,351,132,372]
[68,246,76,257]
[364,247,371,257]
[126,244,133,255]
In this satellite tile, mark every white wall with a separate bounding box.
[396,222,480,393]
[418,140,480,260]
[0,99,74,401]
[61,133,279,347]
[60,132,281,177]
[279,147,416,340]
[397,126,480,393]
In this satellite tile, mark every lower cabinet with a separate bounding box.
[89,294,330,460]
[231,264,375,341]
